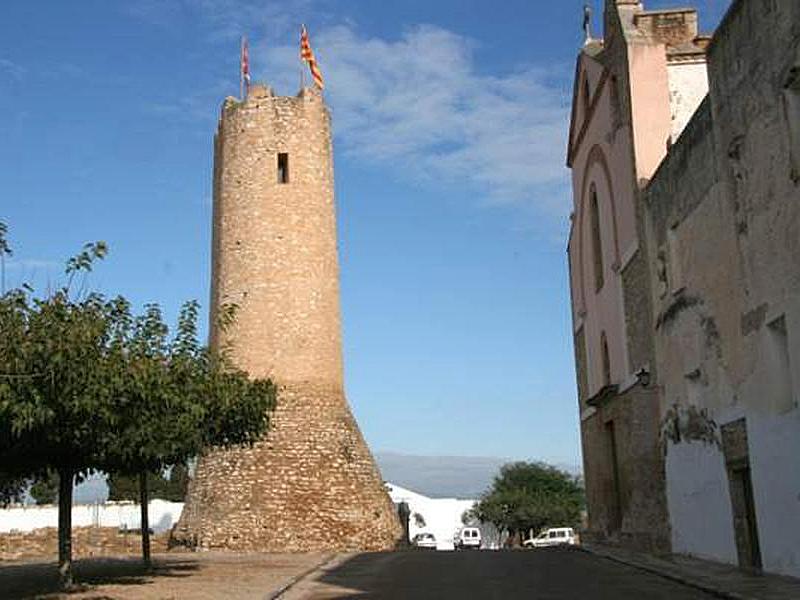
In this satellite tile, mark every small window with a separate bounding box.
[277,153,289,184]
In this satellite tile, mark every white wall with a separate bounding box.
[667,60,708,142]
[748,409,800,578]
[0,500,184,534]
[666,407,800,578]
[387,483,486,548]
[665,440,738,565]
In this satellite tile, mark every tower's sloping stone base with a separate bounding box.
[172,382,402,552]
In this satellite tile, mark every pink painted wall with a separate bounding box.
[569,55,636,397]
[568,3,684,399]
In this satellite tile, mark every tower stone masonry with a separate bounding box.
[172,83,402,552]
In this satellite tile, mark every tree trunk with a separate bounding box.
[57,468,74,590]
[139,472,151,567]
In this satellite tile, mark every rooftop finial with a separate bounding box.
[583,4,593,44]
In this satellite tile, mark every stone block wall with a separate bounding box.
[580,385,670,554]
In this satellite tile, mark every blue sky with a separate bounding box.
[0,0,730,469]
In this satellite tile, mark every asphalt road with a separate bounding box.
[281,547,718,599]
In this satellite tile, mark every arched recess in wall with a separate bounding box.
[601,331,611,387]
[590,184,605,292]
[575,145,622,312]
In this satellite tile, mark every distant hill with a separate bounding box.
[375,452,507,499]
[375,452,581,499]
[66,453,580,504]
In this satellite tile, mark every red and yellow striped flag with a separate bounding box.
[300,25,325,90]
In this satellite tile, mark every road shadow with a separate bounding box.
[0,555,199,599]
[296,548,717,599]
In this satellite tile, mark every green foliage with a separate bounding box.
[0,473,26,507]
[0,263,116,482]
[108,465,188,503]
[100,298,275,479]
[29,471,59,505]
[470,462,584,542]
[107,472,140,502]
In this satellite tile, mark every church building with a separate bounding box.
[567,0,800,577]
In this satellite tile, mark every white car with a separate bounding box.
[523,527,577,548]
[456,527,482,550]
[412,532,437,549]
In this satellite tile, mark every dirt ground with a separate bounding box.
[0,552,330,599]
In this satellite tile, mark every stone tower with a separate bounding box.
[173,84,402,552]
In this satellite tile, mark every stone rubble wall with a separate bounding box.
[174,382,401,552]
[0,527,170,562]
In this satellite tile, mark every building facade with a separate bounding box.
[567,0,708,553]
[568,0,800,577]
[172,84,402,552]
[643,0,800,577]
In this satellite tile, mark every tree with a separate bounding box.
[0,240,118,589]
[100,299,275,567]
[0,474,26,507]
[0,224,276,585]
[470,462,584,546]
[29,471,60,505]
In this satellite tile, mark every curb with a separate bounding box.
[576,545,753,600]
[265,553,339,600]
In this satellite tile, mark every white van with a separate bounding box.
[457,527,482,550]
[523,527,577,548]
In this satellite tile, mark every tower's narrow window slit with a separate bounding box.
[277,153,289,184]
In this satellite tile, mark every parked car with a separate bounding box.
[523,527,577,548]
[456,527,482,550]
[412,532,437,549]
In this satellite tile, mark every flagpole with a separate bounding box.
[240,36,244,100]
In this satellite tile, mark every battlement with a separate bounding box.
[634,8,699,47]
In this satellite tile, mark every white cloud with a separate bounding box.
[263,24,571,209]
[131,0,572,215]
[0,58,25,81]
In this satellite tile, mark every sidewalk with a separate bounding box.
[580,543,800,600]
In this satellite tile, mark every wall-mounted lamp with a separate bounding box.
[636,367,651,388]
